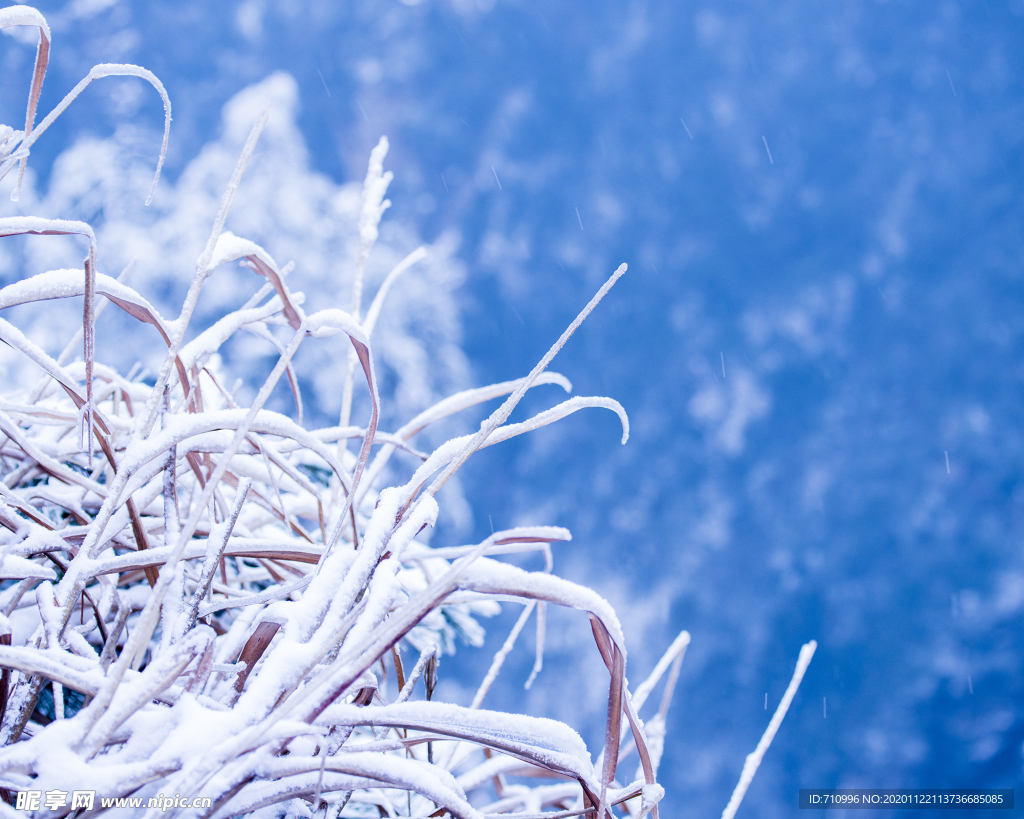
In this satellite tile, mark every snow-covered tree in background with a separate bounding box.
[0,7,700,818]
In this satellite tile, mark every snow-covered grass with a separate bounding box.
[0,7,697,818]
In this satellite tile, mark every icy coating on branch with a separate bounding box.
[0,6,693,818]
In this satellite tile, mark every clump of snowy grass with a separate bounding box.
[0,7,820,818]
[0,7,703,819]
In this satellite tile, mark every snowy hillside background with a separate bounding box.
[3,0,1024,815]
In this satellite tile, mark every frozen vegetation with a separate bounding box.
[0,7,817,817]
[0,7,684,818]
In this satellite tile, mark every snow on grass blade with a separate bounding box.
[136,108,269,442]
[0,4,49,198]
[0,219,99,453]
[362,246,427,339]
[424,263,628,499]
[720,640,818,819]
[21,63,171,205]
[358,372,572,504]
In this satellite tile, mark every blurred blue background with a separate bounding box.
[3,0,1024,815]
